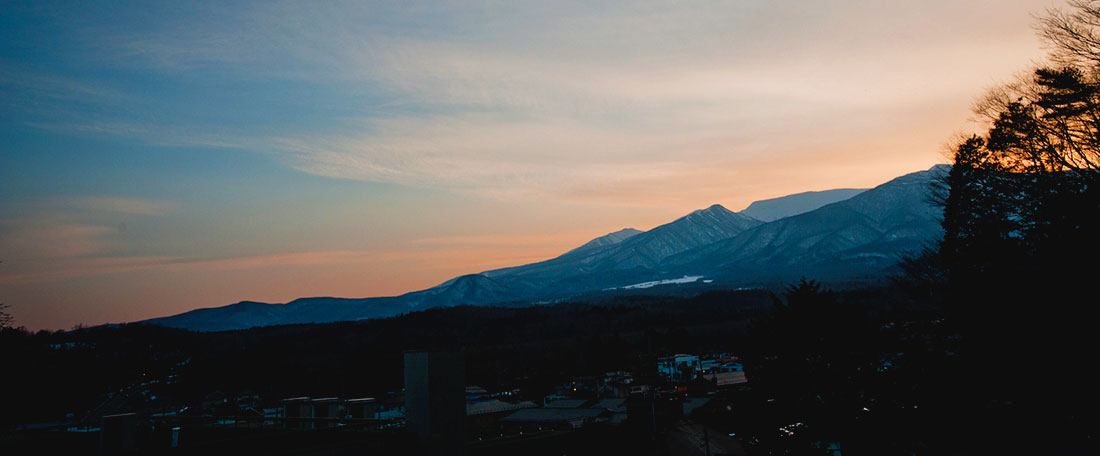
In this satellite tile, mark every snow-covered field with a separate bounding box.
[617,275,704,290]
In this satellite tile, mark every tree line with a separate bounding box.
[928,1,1100,452]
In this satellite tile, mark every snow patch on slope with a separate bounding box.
[611,275,705,290]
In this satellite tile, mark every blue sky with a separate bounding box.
[0,0,1062,329]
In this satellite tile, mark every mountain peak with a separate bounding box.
[680,203,756,226]
[695,203,731,214]
[598,202,763,270]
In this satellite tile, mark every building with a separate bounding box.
[199,391,228,413]
[281,397,313,429]
[545,398,590,408]
[590,398,629,425]
[404,350,465,456]
[657,354,702,383]
[700,358,743,375]
[697,370,748,387]
[466,399,536,428]
[100,413,138,453]
[346,397,379,420]
[598,371,637,398]
[499,408,605,430]
[464,386,488,400]
[311,397,342,428]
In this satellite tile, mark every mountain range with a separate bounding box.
[143,165,948,331]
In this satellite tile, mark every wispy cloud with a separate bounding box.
[0,245,569,286]
[0,197,174,264]
[22,120,259,150]
[66,196,177,216]
[4,1,1053,205]
[185,2,1047,201]
[0,195,591,285]
[0,221,115,260]
[0,61,127,103]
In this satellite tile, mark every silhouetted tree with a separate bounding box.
[0,302,13,329]
[0,259,10,329]
[1038,0,1100,71]
[889,246,947,310]
[937,2,1100,452]
[743,280,880,446]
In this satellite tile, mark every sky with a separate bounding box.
[0,0,1065,330]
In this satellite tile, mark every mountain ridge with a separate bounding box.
[739,188,867,222]
[142,165,948,331]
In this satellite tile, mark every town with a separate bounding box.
[0,283,970,455]
[12,347,768,455]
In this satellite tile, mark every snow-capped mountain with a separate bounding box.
[565,228,643,255]
[599,204,763,270]
[739,188,867,222]
[664,165,947,282]
[142,165,948,331]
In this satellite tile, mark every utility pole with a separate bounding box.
[703,425,711,456]
[648,331,657,442]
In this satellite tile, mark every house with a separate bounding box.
[544,398,590,408]
[467,399,535,417]
[234,390,262,409]
[281,397,314,429]
[199,391,228,413]
[657,354,702,383]
[590,398,628,425]
[499,408,605,430]
[311,398,342,428]
[465,386,488,400]
[697,370,748,387]
[346,398,379,420]
[466,399,536,427]
[598,371,637,398]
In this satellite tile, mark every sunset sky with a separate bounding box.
[1,0,1063,330]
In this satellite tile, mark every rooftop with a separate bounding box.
[500,408,604,423]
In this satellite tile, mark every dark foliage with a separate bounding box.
[935,11,1100,450]
[0,290,775,428]
[734,279,964,455]
[0,301,14,329]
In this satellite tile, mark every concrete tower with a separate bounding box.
[404,350,465,456]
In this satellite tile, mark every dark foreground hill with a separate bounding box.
[4,283,965,455]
